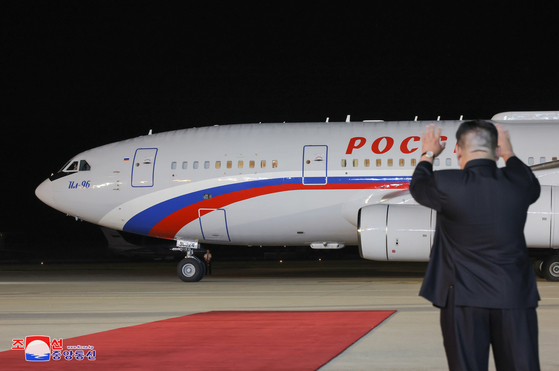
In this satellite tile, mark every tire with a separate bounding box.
[542,256,559,282]
[177,257,205,282]
[532,259,545,279]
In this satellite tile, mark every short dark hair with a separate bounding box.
[455,120,498,151]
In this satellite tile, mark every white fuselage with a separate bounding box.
[36,117,559,254]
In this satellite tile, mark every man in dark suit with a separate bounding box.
[409,120,540,371]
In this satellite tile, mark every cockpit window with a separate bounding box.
[50,159,91,181]
[58,160,72,173]
[79,160,91,171]
[65,161,79,172]
[62,160,91,172]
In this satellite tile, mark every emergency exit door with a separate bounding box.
[131,148,158,187]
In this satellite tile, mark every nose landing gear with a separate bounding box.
[177,256,205,282]
[172,240,205,282]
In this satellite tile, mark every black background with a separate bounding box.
[2,2,558,257]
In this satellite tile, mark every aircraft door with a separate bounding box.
[199,208,231,242]
[132,148,158,187]
[302,145,328,185]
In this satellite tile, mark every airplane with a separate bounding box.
[35,111,559,282]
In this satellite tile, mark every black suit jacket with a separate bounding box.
[409,157,540,309]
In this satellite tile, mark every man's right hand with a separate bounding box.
[420,124,446,163]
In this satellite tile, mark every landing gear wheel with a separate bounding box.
[177,257,205,282]
[532,259,545,279]
[542,256,559,282]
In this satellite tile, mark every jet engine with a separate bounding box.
[524,185,559,248]
[358,204,436,261]
[358,186,559,281]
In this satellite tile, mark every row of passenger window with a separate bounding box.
[173,157,559,171]
[341,158,422,168]
[341,156,558,168]
[174,157,556,171]
[171,160,278,170]
[528,157,557,165]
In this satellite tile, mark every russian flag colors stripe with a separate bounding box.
[123,176,410,239]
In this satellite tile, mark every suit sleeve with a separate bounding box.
[409,161,444,212]
[505,156,541,204]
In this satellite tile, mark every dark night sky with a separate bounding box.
[2,2,558,245]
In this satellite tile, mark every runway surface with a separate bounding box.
[1,259,558,370]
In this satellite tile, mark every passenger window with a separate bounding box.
[528,157,534,165]
[399,159,404,167]
[387,159,393,167]
[434,158,440,166]
[540,157,546,164]
[193,161,199,169]
[261,160,266,168]
[411,159,417,166]
[182,162,188,169]
[376,159,381,167]
[171,162,177,170]
[553,157,557,161]
[341,159,347,167]
[227,161,232,169]
[446,158,451,166]
[249,160,255,169]
[204,161,210,169]
[364,159,370,167]
[215,161,221,169]
[353,159,358,167]
[238,161,244,169]
[272,160,278,168]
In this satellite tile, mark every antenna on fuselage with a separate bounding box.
[148,129,153,135]
[346,115,351,122]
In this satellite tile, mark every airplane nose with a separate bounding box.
[35,179,56,209]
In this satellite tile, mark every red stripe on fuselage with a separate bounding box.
[148,182,408,239]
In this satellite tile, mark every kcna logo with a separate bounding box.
[11,336,96,361]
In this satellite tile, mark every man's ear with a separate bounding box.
[455,144,462,161]
[495,146,501,161]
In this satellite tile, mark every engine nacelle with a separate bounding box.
[358,186,559,262]
[525,185,559,248]
[358,204,436,261]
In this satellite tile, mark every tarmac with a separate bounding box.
[1,259,558,370]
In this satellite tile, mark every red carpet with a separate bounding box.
[2,310,396,370]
